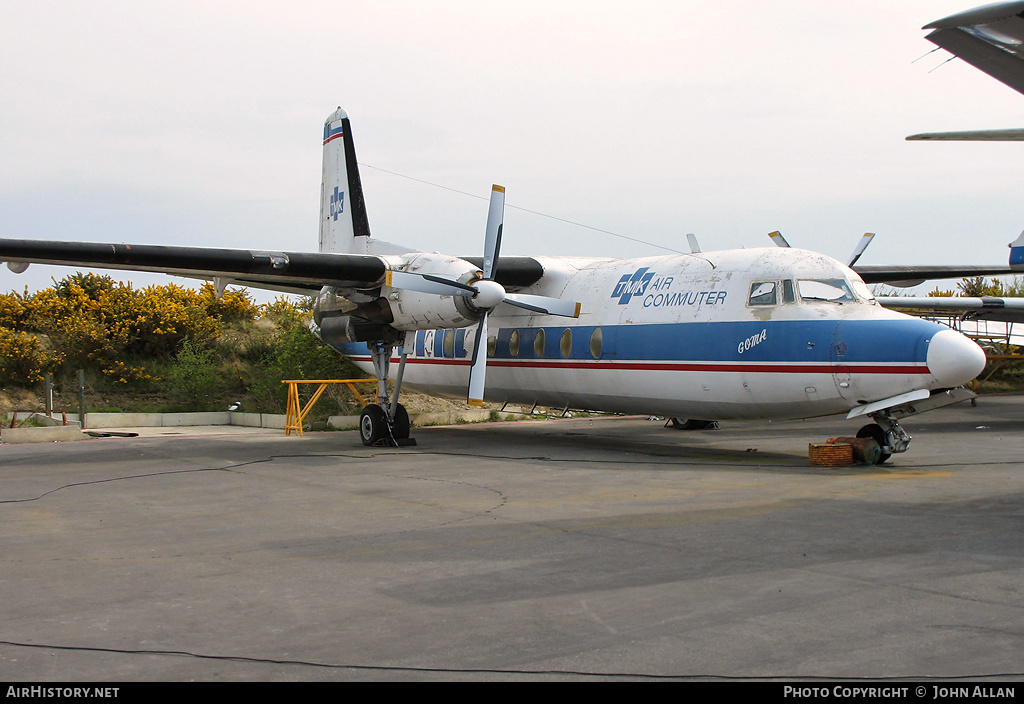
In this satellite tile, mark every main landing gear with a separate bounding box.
[667,418,718,430]
[360,342,416,447]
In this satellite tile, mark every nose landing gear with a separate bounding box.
[856,413,912,465]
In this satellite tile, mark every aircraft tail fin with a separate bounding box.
[320,108,371,254]
[1011,229,1024,271]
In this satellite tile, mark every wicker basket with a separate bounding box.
[808,442,854,467]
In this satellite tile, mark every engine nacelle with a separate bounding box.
[317,315,401,346]
[313,287,401,345]
[382,253,482,331]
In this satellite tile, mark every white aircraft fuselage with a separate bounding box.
[0,107,991,457]
[334,246,984,421]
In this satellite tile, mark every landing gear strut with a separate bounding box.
[361,342,416,447]
[857,412,912,465]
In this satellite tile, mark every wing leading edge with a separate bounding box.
[878,295,1024,324]
[854,263,1017,286]
[0,239,387,294]
[0,238,549,295]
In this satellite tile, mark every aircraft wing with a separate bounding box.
[853,264,1016,286]
[853,230,1024,286]
[878,295,1024,324]
[0,239,387,295]
[906,128,1024,141]
[0,238,549,295]
[923,1,1024,97]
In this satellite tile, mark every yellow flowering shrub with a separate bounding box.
[199,283,260,323]
[261,295,312,325]
[0,289,32,330]
[0,326,60,384]
[2,275,307,389]
[1,273,250,385]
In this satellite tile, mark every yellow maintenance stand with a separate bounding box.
[283,379,376,437]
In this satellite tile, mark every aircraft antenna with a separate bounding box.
[928,55,958,73]
[911,46,942,64]
[359,162,690,257]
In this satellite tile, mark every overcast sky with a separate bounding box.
[1,1,1022,300]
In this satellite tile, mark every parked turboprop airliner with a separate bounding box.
[1,108,1014,462]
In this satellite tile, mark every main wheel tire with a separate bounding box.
[359,404,389,446]
[670,418,716,430]
[856,423,891,464]
[392,403,411,440]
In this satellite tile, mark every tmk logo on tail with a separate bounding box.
[330,187,345,221]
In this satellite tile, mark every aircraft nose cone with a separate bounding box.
[927,329,986,387]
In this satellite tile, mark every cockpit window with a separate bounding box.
[782,279,796,303]
[797,278,856,303]
[850,278,875,302]
[748,281,778,306]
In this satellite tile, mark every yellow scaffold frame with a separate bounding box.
[283,379,376,436]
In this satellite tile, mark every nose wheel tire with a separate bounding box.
[856,423,891,465]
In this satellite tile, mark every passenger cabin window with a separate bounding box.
[748,281,778,306]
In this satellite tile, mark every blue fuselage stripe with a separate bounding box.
[332,318,943,366]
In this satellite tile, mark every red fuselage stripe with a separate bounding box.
[347,356,930,375]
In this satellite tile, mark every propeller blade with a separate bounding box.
[467,312,488,406]
[466,185,503,406]
[846,232,875,267]
[385,270,476,296]
[504,293,581,318]
[482,185,505,280]
[768,231,791,248]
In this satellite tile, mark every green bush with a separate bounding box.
[167,340,222,411]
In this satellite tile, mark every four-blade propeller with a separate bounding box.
[385,185,581,405]
[768,230,877,268]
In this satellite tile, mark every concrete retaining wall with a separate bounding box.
[1,425,86,444]
[79,412,287,429]
[3,408,512,442]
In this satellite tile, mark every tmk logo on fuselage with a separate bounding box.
[612,268,671,304]
[330,187,345,221]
